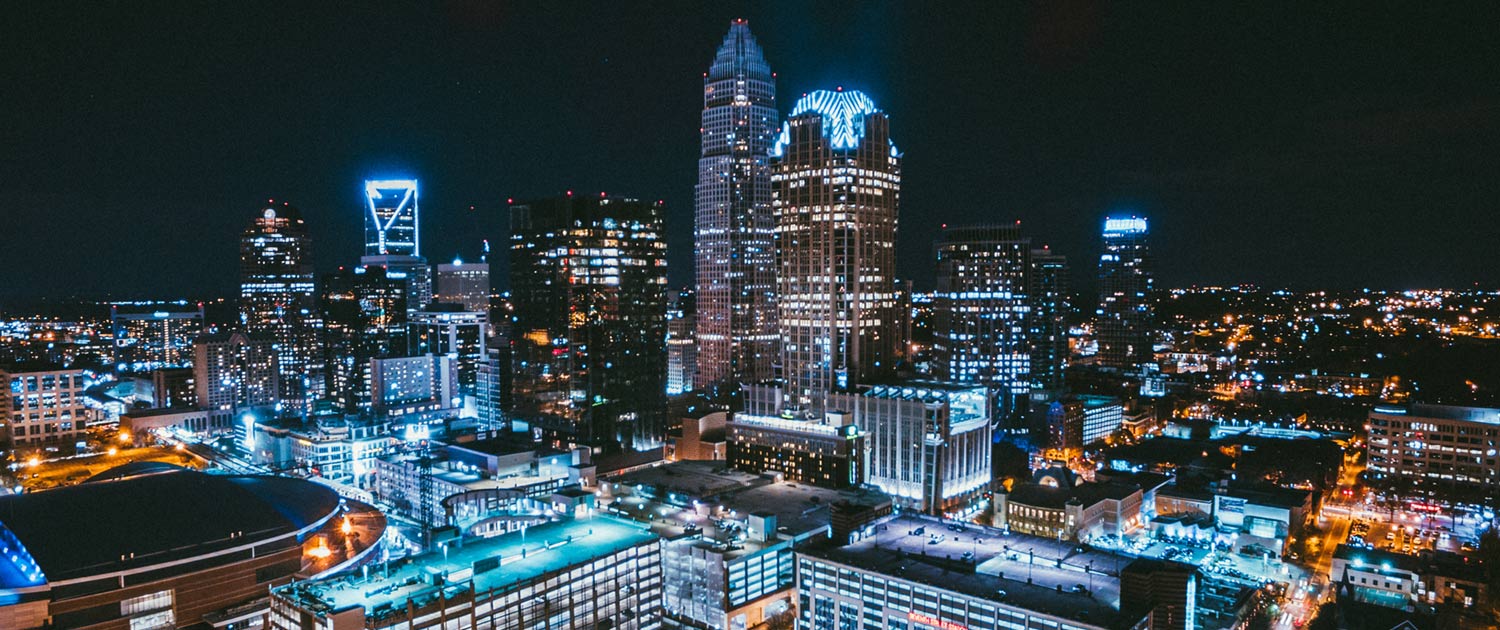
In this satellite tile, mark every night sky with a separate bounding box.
[5,2,1499,303]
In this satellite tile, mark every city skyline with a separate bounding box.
[6,4,1499,303]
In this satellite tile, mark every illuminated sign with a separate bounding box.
[1408,502,1442,514]
[907,612,967,630]
[1103,217,1148,234]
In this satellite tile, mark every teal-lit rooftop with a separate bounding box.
[275,515,655,619]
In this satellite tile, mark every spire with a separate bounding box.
[709,19,771,81]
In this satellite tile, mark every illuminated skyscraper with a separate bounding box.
[1028,247,1070,393]
[111,303,205,371]
[361,179,431,312]
[770,89,901,412]
[1095,216,1154,369]
[693,19,779,390]
[932,224,1032,417]
[665,288,696,396]
[509,194,668,452]
[239,202,320,409]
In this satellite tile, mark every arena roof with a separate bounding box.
[0,465,340,587]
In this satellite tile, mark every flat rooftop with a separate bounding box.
[276,516,656,618]
[1373,403,1500,425]
[804,515,1135,629]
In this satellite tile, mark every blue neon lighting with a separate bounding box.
[364,179,420,256]
[771,89,897,157]
[1103,217,1148,234]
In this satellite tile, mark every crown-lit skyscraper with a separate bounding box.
[239,202,320,409]
[693,19,779,391]
[1095,216,1154,369]
[770,89,902,412]
[361,179,432,312]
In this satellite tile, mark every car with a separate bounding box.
[1386,532,1396,540]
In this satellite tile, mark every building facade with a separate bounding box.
[932,224,1033,417]
[726,411,867,489]
[239,202,320,410]
[1366,403,1500,504]
[666,288,697,396]
[362,179,431,312]
[1095,216,1154,369]
[2,365,89,453]
[408,303,488,396]
[771,89,902,413]
[320,265,407,412]
[370,354,458,418]
[1028,247,1069,393]
[509,195,668,453]
[110,304,205,371]
[833,381,991,516]
[434,260,491,313]
[693,20,780,390]
[193,332,280,413]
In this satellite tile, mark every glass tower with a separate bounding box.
[363,179,419,257]
[693,19,779,390]
[770,89,901,413]
[1095,216,1154,369]
[508,195,668,453]
[239,202,320,410]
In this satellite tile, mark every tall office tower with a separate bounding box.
[320,265,407,412]
[1028,247,1070,393]
[408,303,488,395]
[435,259,491,314]
[361,179,431,312]
[1121,558,1198,630]
[111,303,205,371]
[193,332,280,412]
[693,19,779,390]
[932,224,1032,417]
[770,88,902,412]
[1095,216,1154,369]
[509,194,668,452]
[665,288,697,396]
[239,202,320,409]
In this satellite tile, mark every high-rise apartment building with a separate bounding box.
[239,202,320,409]
[666,288,697,396]
[1095,216,1154,369]
[361,179,431,312]
[509,194,668,452]
[694,19,780,390]
[320,265,407,412]
[111,303,205,371]
[434,259,491,313]
[932,224,1032,416]
[770,89,901,412]
[193,332,280,413]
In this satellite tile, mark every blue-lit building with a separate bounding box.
[693,19,780,391]
[1095,216,1155,369]
[771,89,902,413]
[361,179,431,312]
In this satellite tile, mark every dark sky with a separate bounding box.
[5,2,1499,303]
